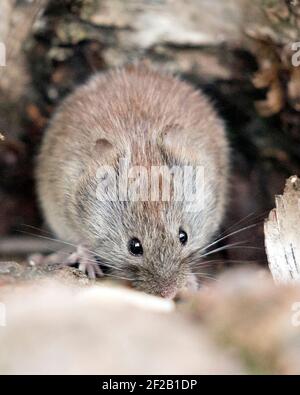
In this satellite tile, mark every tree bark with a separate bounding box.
[265,176,300,284]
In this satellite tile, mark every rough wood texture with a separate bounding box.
[265,176,300,284]
[0,0,47,102]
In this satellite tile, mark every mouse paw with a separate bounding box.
[62,244,104,280]
[28,244,103,280]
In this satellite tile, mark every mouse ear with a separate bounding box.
[93,138,117,164]
[159,124,192,163]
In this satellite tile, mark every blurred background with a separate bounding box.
[1,0,300,376]
[0,0,300,267]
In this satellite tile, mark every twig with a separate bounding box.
[0,236,64,256]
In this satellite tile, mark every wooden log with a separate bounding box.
[264,176,300,284]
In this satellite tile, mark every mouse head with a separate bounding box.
[74,123,228,298]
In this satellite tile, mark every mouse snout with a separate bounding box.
[159,287,178,299]
[135,276,179,299]
[134,266,185,299]
[149,280,180,299]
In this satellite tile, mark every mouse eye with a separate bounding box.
[179,229,188,245]
[128,238,143,256]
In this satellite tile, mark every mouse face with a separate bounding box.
[74,166,221,298]
[69,115,228,297]
[103,202,190,298]
[81,204,193,297]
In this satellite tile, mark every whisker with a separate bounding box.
[17,230,122,272]
[192,258,258,268]
[200,241,262,258]
[18,229,81,250]
[217,210,268,240]
[20,224,54,236]
[192,259,222,267]
[214,212,256,242]
[57,250,123,273]
[103,273,132,281]
[200,223,259,253]
[193,273,219,282]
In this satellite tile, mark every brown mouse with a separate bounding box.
[36,64,229,298]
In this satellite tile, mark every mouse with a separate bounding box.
[35,64,229,298]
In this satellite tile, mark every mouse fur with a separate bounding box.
[36,64,229,297]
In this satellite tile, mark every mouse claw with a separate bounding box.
[29,244,104,280]
[62,244,104,279]
[78,260,104,280]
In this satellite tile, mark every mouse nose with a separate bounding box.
[160,288,178,299]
